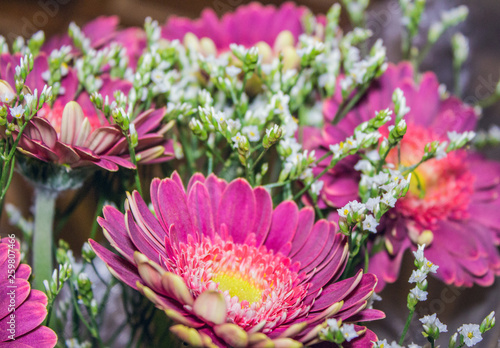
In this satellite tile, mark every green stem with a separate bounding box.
[249,148,268,172]
[89,195,105,240]
[332,84,370,125]
[399,307,416,345]
[33,188,57,291]
[477,93,500,109]
[125,134,142,196]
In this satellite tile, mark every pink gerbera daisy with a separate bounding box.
[90,172,384,347]
[0,237,57,347]
[0,53,173,172]
[308,62,500,290]
[162,2,323,64]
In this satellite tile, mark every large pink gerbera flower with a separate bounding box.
[162,2,322,61]
[308,62,500,290]
[0,53,173,172]
[0,237,57,347]
[90,172,384,347]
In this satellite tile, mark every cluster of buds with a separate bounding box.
[452,33,469,71]
[230,44,259,73]
[77,273,98,317]
[407,244,438,308]
[44,240,74,303]
[330,108,391,162]
[263,124,284,149]
[399,0,426,42]
[231,132,250,165]
[144,17,161,48]
[341,0,369,27]
[68,22,91,54]
[297,35,325,67]
[474,125,500,148]
[278,149,316,182]
[44,45,72,96]
[319,318,361,345]
[428,6,469,45]
[340,39,387,97]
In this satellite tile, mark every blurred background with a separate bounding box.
[1,0,500,346]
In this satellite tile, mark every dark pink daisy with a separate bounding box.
[162,2,323,61]
[0,53,173,171]
[0,237,57,347]
[310,62,500,290]
[90,172,384,347]
[42,16,146,68]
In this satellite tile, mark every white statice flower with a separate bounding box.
[458,324,482,347]
[365,197,380,213]
[366,292,382,309]
[409,269,427,283]
[373,339,402,348]
[150,68,165,85]
[422,259,439,274]
[407,344,422,348]
[329,143,342,159]
[242,125,260,142]
[226,119,241,132]
[225,65,242,78]
[381,192,397,207]
[362,215,379,233]
[349,200,366,214]
[410,287,428,301]
[435,141,448,160]
[310,180,324,196]
[280,137,302,157]
[354,159,374,172]
[326,318,340,331]
[413,244,426,263]
[340,324,359,342]
[420,314,448,333]
[231,132,245,149]
[9,105,25,119]
[372,172,390,186]
[281,115,298,137]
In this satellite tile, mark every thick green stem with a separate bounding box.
[33,188,57,291]
[399,307,416,345]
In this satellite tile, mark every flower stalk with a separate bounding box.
[33,187,57,291]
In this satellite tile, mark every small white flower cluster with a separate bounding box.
[452,33,469,68]
[448,311,495,347]
[337,200,379,234]
[419,313,448,340]
[319,318,360,345]
[407,244,438,308]
[446,130,475,152]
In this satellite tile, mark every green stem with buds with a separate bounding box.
[33,187,56,291]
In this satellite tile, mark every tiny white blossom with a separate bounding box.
[226,65,242,77]
[0,91,15,104]
[422,258,439,274]
[365,197,380,213]
[349,200,366,214]
[326,318,340,331]
[9,105,25,119]
[231,132,244,149]
[435,141,448,160]
[420,314,448,333]
[340,324,359,342]
[310,180,324,196]
[410,287,428,301]
[362,215,379,233]
[381,192,397,207]
[409,269,427,283]
[458,324,482,347]
[354,159,373,172]
[413,244,426,263]
[242,125,260,142]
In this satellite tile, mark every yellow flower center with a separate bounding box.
[468,332,473,339]
[212,272,263,304]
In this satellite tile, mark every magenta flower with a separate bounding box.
[90,173,384,347]
[310,62,500,289]
[0,53,173,171]
[0,237,57,347]
[42,16,146,67]
[162,2,323,64]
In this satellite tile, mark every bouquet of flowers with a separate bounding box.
[0,1,499,347]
